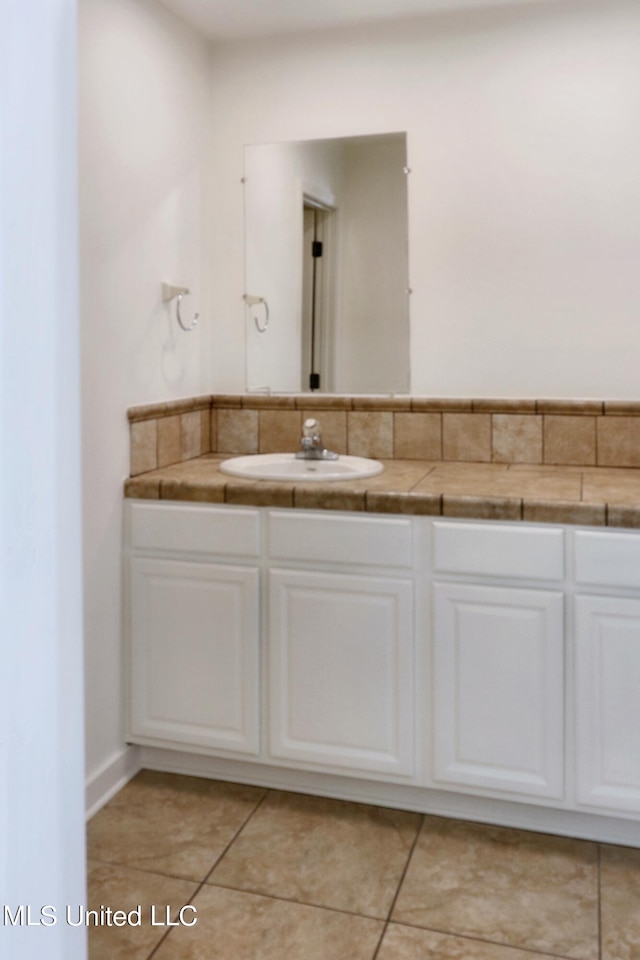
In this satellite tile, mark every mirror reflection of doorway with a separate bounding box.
[244,133,410,394]
[302,199,335,392]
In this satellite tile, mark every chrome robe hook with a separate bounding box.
[162,283,199,333]
[244,294,270,333]
[176,292,199,332]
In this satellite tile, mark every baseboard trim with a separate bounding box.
[85,745,141,820]
[138,746,640,848]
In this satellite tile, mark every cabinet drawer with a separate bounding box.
[433,521,564,581]
[575,530,640,590]
[268,511,413,569]
[129,502,260,557]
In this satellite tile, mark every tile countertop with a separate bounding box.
[124,455,640,528]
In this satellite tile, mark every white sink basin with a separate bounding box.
[219,453,384,483]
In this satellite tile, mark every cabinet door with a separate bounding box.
[433,582,564,799]
[268,569,415,779]
[575,595,640,814]
[129,558,259,755]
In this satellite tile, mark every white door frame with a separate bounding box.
[0,3,87,958]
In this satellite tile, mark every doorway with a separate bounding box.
[301,198,336,392]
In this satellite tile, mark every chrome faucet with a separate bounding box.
[295,418,339,461]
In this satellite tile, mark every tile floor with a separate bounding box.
[86,771,640,960]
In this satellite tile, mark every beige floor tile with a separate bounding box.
[86,861,199,960]
[87,771,265,882]
[601,844,640,960]
[152,884,384,960]
[377,923,561,960]
[208,790,421,918]
[392,817,599,960]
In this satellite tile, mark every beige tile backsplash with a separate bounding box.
[442,413,492,462]
[216,408,259,454]
[492,414,543,464]
[258,410,302,453]
[394,412,441,460]
[348,412,394,459]
[543,415,597,466]
[129,395,640,476]
[597,415,640,468]
[129,399,210,476]
[130,419,158,476]
[157,414,181,469]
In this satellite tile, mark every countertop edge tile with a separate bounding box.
[124,457,640,528]
[366,491,442,515]
[442,495,522,521]
[160,479,226,503]
[293,486,367,512]
[124,477,161,499]
[225,480,294,508]
[523,500,606,526]
[606,505,640,528]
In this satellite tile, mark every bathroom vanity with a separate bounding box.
[124,394,640,845]
[124,502,640,845]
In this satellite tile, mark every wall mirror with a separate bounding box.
[243,132,410,395]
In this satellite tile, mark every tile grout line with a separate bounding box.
[197,879,388,923]
[143,789,270,960]
[370,814,425,960]
[201,788,271,885]
[144,889,200,960]
[383,918,584,960]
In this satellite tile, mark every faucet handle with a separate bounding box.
[296,417,339,460]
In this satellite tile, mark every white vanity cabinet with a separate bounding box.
[125,503,421,782]
[266,511,417,780]
[430,522,565,801]
[125,501,640,838]
[126,503,261,756]
[573,530,640,815]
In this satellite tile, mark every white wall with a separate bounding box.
[1,1,86,956]
[79,0,212,801]
[208,0,640,398]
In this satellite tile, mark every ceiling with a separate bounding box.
[158,0,572,41]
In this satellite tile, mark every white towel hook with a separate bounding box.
[162,283,199,333]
